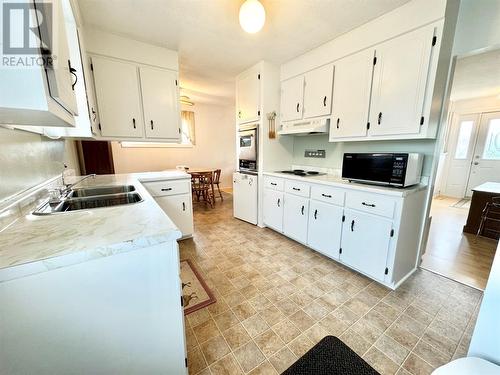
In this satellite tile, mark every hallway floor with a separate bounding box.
[421,196,497,290]
[180,194,482,375]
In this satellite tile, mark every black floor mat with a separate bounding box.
[282,336,380,375]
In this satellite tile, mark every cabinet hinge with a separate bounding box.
[178,128,181,134]
[185,358,188,367]
[342,215,345,222]
[367,122,370,130]
[420,116,424,126]
[432,35,437,46]
[385,267,389,275]
[373,56,377,65]
[98,123,101,131]
[181,295,184,307]
[390,229,394,237]
[258,110,261,116]
[258,73,261,80]
[339,248,342,254]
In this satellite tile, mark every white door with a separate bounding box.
[237,71,260,123]
[91,56,144,138]
[369,25,435,136]
[155,194,193,237]
[340,209,392,282]
[466,112,500,194]
[444,113,480,197]
[140,67,180,140]
[263,189,284,232]
[281,76,305,122]
[233,173,258,225]
[303,64,334,119]
[307,201,343,260]
[283,194,309,243]
[329,49,374,140]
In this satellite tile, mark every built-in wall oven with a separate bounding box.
[238,124,258,173]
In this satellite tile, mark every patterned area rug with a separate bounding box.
[180,259,216,315]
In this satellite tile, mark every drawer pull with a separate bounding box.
[182,202,186,211]
[351,220,355,231]
[301,205,305,215]
[292,187,301,191]
[270,182,277,186]
[362,202,376,207]
[314,209,318,219]
[321,193,332,198]
[277,198,281,207]
[161,188,173,192]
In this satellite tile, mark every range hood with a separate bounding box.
[278,118,330,136]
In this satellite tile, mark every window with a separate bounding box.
[482,119,500,160]
[454,120,474,159]
[121,110,196,148]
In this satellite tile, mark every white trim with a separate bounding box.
[120,142,193,148]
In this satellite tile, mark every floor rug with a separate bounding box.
[180,259,216,315]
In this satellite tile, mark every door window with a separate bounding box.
[454,120,474,159]
[482,119,500,160]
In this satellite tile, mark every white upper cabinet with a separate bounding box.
[91,56,144,138]
[303,64,334,119]
[281,75,304,122]
[329,49,374,140]
[237,70,260,123]
[140,67,180,140]
[369,25,435,137]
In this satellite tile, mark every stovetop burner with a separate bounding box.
[278,169,326,177]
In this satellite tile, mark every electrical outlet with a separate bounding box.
[305,149,326,158]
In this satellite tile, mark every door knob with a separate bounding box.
[474,162,479,165]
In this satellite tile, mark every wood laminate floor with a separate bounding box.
[421,196,498,290]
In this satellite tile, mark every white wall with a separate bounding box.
[111,103,236,188]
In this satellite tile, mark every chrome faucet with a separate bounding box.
[60,164,96,194]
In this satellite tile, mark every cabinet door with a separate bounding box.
[340,209,392,282]
[307,201,343,260]
[281,76,304,122]
[304,64,334,119]
[140,67,180,140]
[283,194,309,243]
[369,26,435,136]
[263,189,284,232]
[237,71,260,123]
[91,56,144,138]
[155,194,193,237]
[329,49,374,140]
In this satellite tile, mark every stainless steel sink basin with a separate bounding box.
[33,192,143,215]
[68,185,136,198]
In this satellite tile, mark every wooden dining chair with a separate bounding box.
[213,169,223,201]
[191,172,215,208]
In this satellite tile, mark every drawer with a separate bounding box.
[284,180,310,198]
[311,184,345,206]
[264,176,284,191]
[345,191,396,218]
[142,179,190,197]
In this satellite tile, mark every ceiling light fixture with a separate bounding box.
[180,95,194,106]
[239,0,266,34]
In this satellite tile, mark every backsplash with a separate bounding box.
[292,135,436,176]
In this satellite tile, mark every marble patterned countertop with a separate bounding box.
[0,171,190,280]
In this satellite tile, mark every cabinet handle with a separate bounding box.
[182,202,186,211]
[68,60,77,90]
[161,187,173,191]
[277,198,280,207]
[362,202,376,207]
[270,182,277,186]
[336,118,340,129]
[351,220,355,231]
[378,112,382,125]
[292,187,301,191]
[91,108,97,122]
[314,209,318,219]
[321,193,332,198]
[323,96,327,107]
[296,103,300,112]
[301,205,305,215]
[150,120,154,130]
[132,118,136,129]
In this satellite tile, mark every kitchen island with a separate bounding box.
[463,182,500,239]
[0,171,190,374]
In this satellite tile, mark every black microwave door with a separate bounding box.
[343,154,394,183]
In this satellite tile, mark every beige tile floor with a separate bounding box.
[180,193,483,375]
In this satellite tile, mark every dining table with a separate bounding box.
[186,168,217,207]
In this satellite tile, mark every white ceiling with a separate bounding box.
[451,48,500,101]
[76,0,411,105]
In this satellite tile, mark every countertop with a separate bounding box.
[263,172,427,197]
[0,171,190,275]
[472,182,500,195]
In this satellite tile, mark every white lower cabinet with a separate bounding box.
[307,200,343,260]
[340,209,392,282]
[155,194,193,238]
[283,194,309,243]
[263,189,284,232]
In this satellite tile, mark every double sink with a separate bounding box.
[33,185,143,215]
